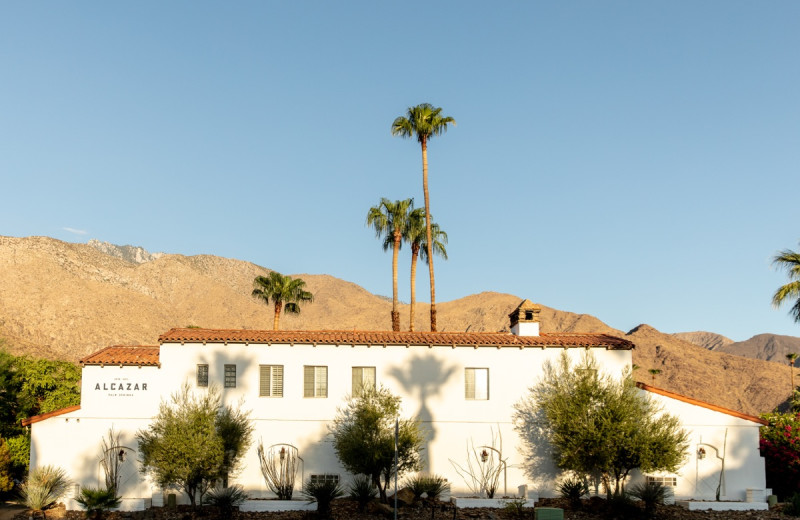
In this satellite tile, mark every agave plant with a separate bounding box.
[76,487,121,519]
[19,465,71,513]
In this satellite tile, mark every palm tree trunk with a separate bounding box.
[391,233,401,331]
[410,244,419,331]
[273,301,282,330]
[421,138,437,331]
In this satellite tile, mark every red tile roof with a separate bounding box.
[158,328,634,349]
[636,382,767,425]
[21,405,81,426]
[80,346,160,367]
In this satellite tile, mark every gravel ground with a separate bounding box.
[11,498,793,520]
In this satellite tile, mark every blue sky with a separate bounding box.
[2,2,799,341]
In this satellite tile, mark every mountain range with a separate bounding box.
[1,235,797,417]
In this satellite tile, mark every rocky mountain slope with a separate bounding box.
[672,331,734,351]
[0,235,795,416]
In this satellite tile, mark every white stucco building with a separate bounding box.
[24,300,767,509]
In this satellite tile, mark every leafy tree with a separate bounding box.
[366,198,415,331]
[773,246,800,323]
[136,385,253,507]
[0,438,13,497]
[759,411,800,499]
[330,386,425,503]
[392,103,455,332]
[513,353,688,498]
[0,346,80,479]
[406,209,447,332]
[252,271,314,330]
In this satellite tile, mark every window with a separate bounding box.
[352,366,376,396]
[304,366,328,398]
[309,474,339,486]
[224,364,236,388]
[197,364,209,387]
[259,365,284,397]
[646,476,677,487]
[465,368,489,400]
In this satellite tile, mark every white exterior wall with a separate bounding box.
[28,340,766,506]
[633,391,767,502]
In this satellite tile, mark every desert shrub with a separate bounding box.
[628,480,672,515]
[503,497,529,518]
[303,478,344,518]
[784,492,800,517]
[348,474,377,512]
[75,487,121,519]
[19,465,70,512]
[405,473,450,501]
[205,485,248,513]
[604,492,637,520]
[558,476,588,509]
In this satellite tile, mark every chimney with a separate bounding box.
[509,299,541,336]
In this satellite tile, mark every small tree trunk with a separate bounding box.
[420,138,437,332]
[409,245,419,331]
[391,233,401,331]
[273,301,282,330]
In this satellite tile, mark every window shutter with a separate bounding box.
[475,368,489,400]
[352,367,361,396]
[273,365,283,397]
[259,366,271,397]
[304,366,314,397]
[465,368,476,399]
[315,366,327,398]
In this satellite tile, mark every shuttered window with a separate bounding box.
[224,364,236,388]
[197,365,209,387]
[351,367,376,396]
[259,365,284,397]
[465,368,489,400]
[304,366,328,398]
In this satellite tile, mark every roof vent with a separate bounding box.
[509,299,541,337]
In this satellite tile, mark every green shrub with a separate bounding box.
[784,492,800,517]
[628,480,672,515]
[604,492,637,519]
[405,473,450,501]
[75,487,121,519]
[303,478,344,518]
[205,485,248,513]
[558,476,588,509]
[19,465,70,512]
[347,475,377,512]
[503,497,529,518]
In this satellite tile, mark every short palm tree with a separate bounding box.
[392,103,455,331]
[406,209,447,331]
[648,368,661,385]
[773,246,800,323]
[252,272,314,330]
[366,198,415,331]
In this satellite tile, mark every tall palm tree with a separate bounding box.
[406,209,448,332]
[252,271,314,331]
[773,246,800,323]
[788,352,798,397]
[366,198,415,331]
[392,103,455,331]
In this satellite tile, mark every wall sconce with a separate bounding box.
[118,450,126,463]
[279,447,286,462]
[697,447,706,460]
[480,449,489,463]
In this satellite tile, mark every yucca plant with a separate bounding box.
[303,478,344,518]
[205,485,248,514]
[19,465,71,513]
[405,473,450,501]
[76,487,121,519]
[557,476,588,509]
[347,475,377,512]
[628,481,672,515]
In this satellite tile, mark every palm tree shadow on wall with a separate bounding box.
[388,354,457,471]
